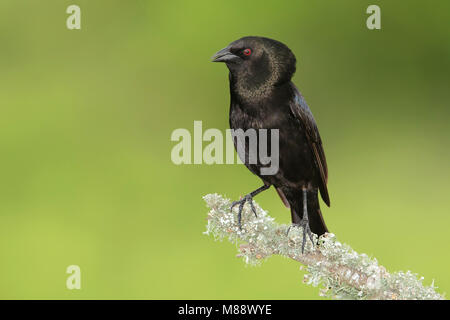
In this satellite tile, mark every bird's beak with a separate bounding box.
[211,47,238,63]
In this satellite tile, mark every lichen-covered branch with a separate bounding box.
[203,193,444,300]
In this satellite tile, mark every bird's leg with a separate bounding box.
[299,187,315,253]
[230,184,270,229]
[286,187,315,254]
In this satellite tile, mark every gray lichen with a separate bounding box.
[203,193,444,300]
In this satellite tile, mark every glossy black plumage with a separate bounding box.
[213,36,330,237]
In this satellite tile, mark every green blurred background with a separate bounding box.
[0,0,449,299]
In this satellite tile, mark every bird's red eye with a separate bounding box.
[243,48,252,56]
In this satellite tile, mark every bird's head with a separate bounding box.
[212,36,296,90]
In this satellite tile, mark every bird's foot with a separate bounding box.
[286,219,315,254]
[230,194,258,230]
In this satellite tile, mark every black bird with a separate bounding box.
[212,36,330,251]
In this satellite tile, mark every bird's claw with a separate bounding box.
[286,220,315,254]
[230,194,258,229]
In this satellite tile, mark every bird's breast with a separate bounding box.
[229,98,317,184]
[230,99,290,130]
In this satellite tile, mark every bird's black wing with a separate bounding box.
[288,84,330,206]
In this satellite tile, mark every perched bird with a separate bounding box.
[212,36,330,251]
